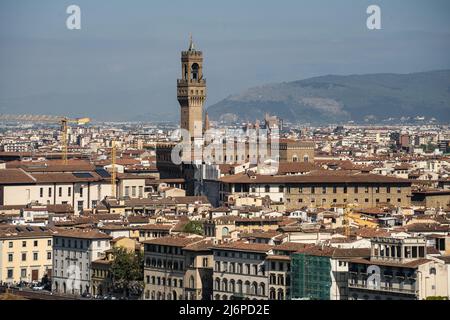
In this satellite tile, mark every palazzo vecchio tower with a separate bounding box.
[177,35,207,140]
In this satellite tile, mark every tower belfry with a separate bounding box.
[177,35,206,140]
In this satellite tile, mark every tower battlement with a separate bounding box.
[181,50,203,57]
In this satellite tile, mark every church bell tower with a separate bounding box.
[177,35,206,140]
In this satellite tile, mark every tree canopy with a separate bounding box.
[182,220,204,235]
[110,247,144,297]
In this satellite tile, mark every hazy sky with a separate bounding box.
[1,0,450,121]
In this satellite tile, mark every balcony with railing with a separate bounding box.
[348,280,417,295]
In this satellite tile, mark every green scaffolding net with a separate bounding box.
[291,253,332,300]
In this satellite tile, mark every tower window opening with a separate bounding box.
[191,63,199,80]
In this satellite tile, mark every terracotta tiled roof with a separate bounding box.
[53,228,112,240]
[353,227,391,238]
[277,162,319,174]
[31,172,103,183]
[6,159,95,172]
[220,172,411,184]
[0,169,35,184]
[405,224,450,233]
[212,241,273,253]
[184,239,213,252]
[127,216,150,223]
[295,245,371,258]
[171,219,190,233]
[46,204,74,213]
[98,224,132,231]
[273,242,313,252]
[0,225,55,239]
[350,257,432,268]
[138,224,173,231]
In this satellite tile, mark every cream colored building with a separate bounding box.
[0,225,54,284]
[52,229,112,296]
[348,237,449,300]
[0,168,152,215]
[219,173,412,210]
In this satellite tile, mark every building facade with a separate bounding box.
[348,237,449,300]
[52,229,112,296]
[212,242,272,300]
[0,225,53,284]
[219,173,412,209]
[143,236,213,300]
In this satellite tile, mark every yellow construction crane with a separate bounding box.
[111,140,117,198]
[0,114,90,164]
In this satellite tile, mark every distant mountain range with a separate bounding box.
[206,70,450,124]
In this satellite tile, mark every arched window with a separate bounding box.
[258,283,265,296]
[244,281,251,294]
[252,265,258,275]
[214,294,220,300]
[214,278,220,291]
[145,258,151,267]
[191,63,199,80]
[222,227,229,237]
[189,276,195,289]
[270,288,276,300]
[222,279,228,292]
[251,282,257,295]
[303,155,309,163]
[277,274,284,286]
[264,185,270,193]
[277,288,284,300]
[236,280,243,293]
[230,280,235,293]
